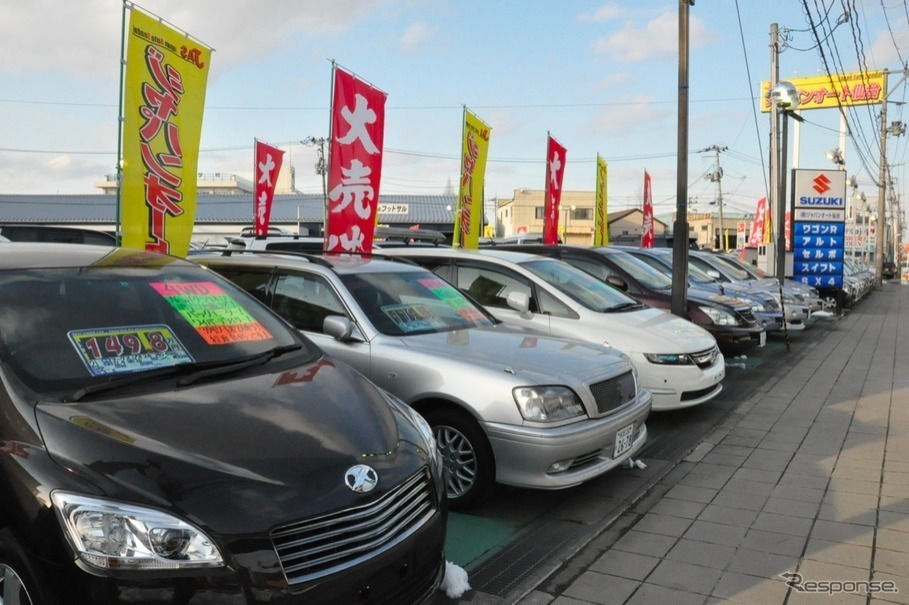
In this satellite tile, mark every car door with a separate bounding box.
[270,271,374,376]
[447,261,562,335]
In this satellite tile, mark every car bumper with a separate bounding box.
[709,325,766,355]
[484,389,652,490]
[634,351,726,411]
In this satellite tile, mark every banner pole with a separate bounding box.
[115,1,130,245]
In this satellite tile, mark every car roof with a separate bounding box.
[192,249,429,277]
[384,246,544,265]
[0,243,195,270]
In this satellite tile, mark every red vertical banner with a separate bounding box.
[325,66,387,253]
[542,133,567,245]
[641,170,654,248]
[253,140,285,237]
[748,197,768,247]
[784,210,791,251]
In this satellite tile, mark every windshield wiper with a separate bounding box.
[67,363,196,402]
[175,344,302,387]
[603,302,643,312]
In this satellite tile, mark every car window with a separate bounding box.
[563,256,613,281]
[0,267,311,395]
[213,267,272,306]
[706,254,755,280]
[689,255,730,281]
[604,251,673,290]
[340,271,495,336]
[454,265,536,311]
[273,273,347,333]
[520,258,639,311]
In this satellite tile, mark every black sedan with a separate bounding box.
[0,244,446,604]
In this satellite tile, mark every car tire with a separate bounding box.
[422,407,495,510]
[0,529,60,605]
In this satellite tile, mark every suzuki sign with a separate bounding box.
[791,169,847,288]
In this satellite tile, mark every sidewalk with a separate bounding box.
[516,281,909,605]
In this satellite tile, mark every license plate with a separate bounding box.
[759,330,767,347]
[614,424,635,458]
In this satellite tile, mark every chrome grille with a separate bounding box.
[691,346,719,369]
[737,307,757,324]
[590,370,637,415]
[271,468,436,585]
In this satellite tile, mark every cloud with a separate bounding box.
[0,0,390,76]
[578,3,625,23]
[592,11,715,63]
[586,96,673,136]
[399,21,432,52]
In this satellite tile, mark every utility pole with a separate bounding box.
[671,0,693,318]
[768,23,782,282]
[700,145,728,250]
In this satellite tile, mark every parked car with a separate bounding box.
[491,244,766,355]
[380,247,725,411]
[0,243,447,604]
[194,250,652,509]
[0,224,117,246]
[711,251,825,313]
[684,250,811,331]
[883,260,897,280]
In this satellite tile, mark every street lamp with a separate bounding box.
[770,81,801,285]
[301,137,328,233]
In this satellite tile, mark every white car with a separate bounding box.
[383,248,725,411]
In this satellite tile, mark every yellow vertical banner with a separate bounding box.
[120,6,212,258]
[454,108,491,249]
[594,154,609,246]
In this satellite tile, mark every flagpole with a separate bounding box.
[324,59,337,241]
[115,1,130,246]
[453,105,466,248]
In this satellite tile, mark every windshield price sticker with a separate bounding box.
[416,276,486,321]
[150,281,272,344]
[68,325,194,377]
[382,303,443,333]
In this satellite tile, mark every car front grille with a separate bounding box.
[271,468,437,585]
[690,346,720,369]
[737,308,757,325]
[590,370,637,415]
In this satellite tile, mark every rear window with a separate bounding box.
[0,266,312,395]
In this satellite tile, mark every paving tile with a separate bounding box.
[749,511,814,537]
[742,449,793,472]
[682,520,748,548]
[761,496,821,519]
[710,490,769,512]
[665,538,737,569]
[726,548,800,580]
[874,528,909,553]
[729,467,782,484]
[803,537,873,570]
[561,570,639,605]
[634,513,693,538]
[828,477,881,496]
[612,530,678,558]
[697,504,759,529]
[740,529,808,557]
[664,485,718,505]
[770,484,827,503]
[624,582,709,605]
[711,571,790,605]
[648,497,708,520]
[873,548,909,578]
[589,550,660,581]
[810,520,875,547]
[870,571,909,604]
[647,559,723,595]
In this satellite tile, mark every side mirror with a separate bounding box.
[706,269,723,280]
[605,275,628,291]
[323,315,363,341]
[505,291,533,319]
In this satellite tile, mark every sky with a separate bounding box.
[2,0,909,224]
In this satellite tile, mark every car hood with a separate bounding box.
[586,307,717,353]
[35,357,423,533]
[398,327,630,382]
[687,285,751,311]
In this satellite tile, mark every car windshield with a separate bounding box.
[722,254,768,278]
[0,266,312,395]
[698,255,751,281]
[340,271,496,336]
[708,254,760,280]
[520,258,641,311]
[602,250,673,290]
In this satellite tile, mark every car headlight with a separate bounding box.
[699,305,738,326]
[513,386,585,422]
[51,492,224,570]
[643,352,693,365]
[382,390,438,455]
